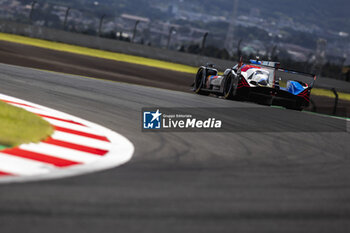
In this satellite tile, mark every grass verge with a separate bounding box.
[0,101,53,148]
[311,88,350,101]
[0,32,198,74]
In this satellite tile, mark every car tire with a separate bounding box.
[194,68,210,96]
[223,73,238,100]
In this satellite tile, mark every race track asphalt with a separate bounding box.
[0,63,350,233]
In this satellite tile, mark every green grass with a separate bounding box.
[0,145,9,150]
[0,101,53,148]
[311,88,350,101]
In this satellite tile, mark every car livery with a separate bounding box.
[193,59,317,110]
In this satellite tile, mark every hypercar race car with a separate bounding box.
[193,59,317,110]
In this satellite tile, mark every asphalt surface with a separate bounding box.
[0,63,350,232]
[0,40,193,92]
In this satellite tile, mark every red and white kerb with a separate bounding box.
[0,93,134,183]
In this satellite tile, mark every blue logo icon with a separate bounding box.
[143,109,162,129]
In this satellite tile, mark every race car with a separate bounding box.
[193,59,317,110]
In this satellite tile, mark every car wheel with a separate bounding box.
[223,73,238,100]
[194,68,210,96]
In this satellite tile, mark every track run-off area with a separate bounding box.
[0,62,350,232]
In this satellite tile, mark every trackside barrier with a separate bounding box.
[0,19,233,71]
[332,88,339,115]
[309,87,348,117]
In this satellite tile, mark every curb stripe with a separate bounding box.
[45,118,104,136]
[44,137,108,156]
[52,131,112,150]
[53,126,109,142]
[37,114,85,126]
[0,99,38,109]
[20,143,101,163]
[1,148,80,167]
[0,171,13,176]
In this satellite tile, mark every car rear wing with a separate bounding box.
[249,59,317,89]
[278,68,317,89]
[249,59,280,69]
